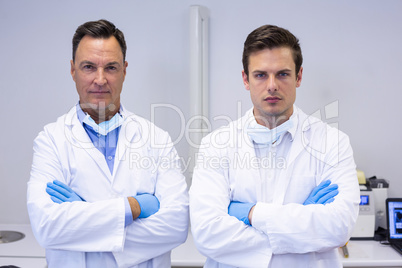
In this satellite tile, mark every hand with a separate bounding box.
[303,180,338,205]
[134,194,160,218]
[228,201,255,226]
[46,180,85,203]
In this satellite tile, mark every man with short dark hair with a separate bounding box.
[189,25,360,267]
[27,19,189,268]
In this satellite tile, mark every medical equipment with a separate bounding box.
[369,176,389,230]
[351,170,375,239]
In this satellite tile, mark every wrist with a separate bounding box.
[128,197,141,220]
[248,205,255,225]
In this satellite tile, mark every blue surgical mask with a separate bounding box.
[83,113,124,136]
[247,119,293,144]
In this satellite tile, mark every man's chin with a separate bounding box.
[80,101,118,111]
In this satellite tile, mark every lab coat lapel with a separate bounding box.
[114,110,140,173]
[272,109,310,204]
[236,111,263,201]
[64,107,112,180]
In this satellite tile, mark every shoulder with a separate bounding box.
[127,112,169,136]
[200,113,249,153]
[32,108,75,154]
[122,108,172,147]
[297,107,352,154]
[202,117,240,144]
[38,107,74,138]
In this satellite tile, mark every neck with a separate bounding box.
[253,109,291,129]
[80,103,120,124]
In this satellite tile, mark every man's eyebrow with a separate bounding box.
[105,61,122,67]
[252,68,293,73]
[79,61,121,67]
[79,60,96,68]
[277,68,292,73]
[251,70,267,74]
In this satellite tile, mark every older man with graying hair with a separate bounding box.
[27,19,189,268]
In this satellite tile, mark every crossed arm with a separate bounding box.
[228,179,339,225]
[46,180,160,221]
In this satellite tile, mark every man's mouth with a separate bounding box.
[90,90,110,94]
[265,96,281,103]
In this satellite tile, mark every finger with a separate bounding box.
[53,180,74,193]
[317,189,339,204]
[317,180,331,190]
[309,180,331,197]
[76,193,85,202]
[317,184,338,197]
[46,187,68,202]
[323,197,335,205]
[50,196,63,204]
[47,182,71,198]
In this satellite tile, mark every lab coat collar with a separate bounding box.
[65,102,135,128]
[242,105,299,143]
[237,106,311,204]
[64,106,112,180]
[287,106,298,141]
[74,102,125,125]
[63,104,142,181]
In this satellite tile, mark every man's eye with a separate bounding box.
[255,73,265,78]
[83,65,94,70]
[278,73,289,77]
[106,66,117,71]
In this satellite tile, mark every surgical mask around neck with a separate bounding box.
[83,113,124,136]
[247,119,293,144]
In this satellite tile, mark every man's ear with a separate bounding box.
[296,66,303,88]
[70,60,76,82]
[123,61,128,78]
[242,70,250,91]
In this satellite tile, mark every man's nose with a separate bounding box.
[267,76,278,92]
[94,69,107,86]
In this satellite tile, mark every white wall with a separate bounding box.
[0,0,401,224]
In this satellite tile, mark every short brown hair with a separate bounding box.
[242,25,303,77]
[72,19,127,62]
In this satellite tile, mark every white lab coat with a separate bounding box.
[27,105,189,268]
[189,106,360,268]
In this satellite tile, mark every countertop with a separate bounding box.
[171,234,402,267]
[1,224,401,268]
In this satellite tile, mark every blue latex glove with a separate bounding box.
[134,194,160,218]
[303,180,339,205]
[228,201,255,226]
[46,180,85,203]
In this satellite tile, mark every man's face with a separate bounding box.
[71,35,127,116]
[242,47,303,128]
